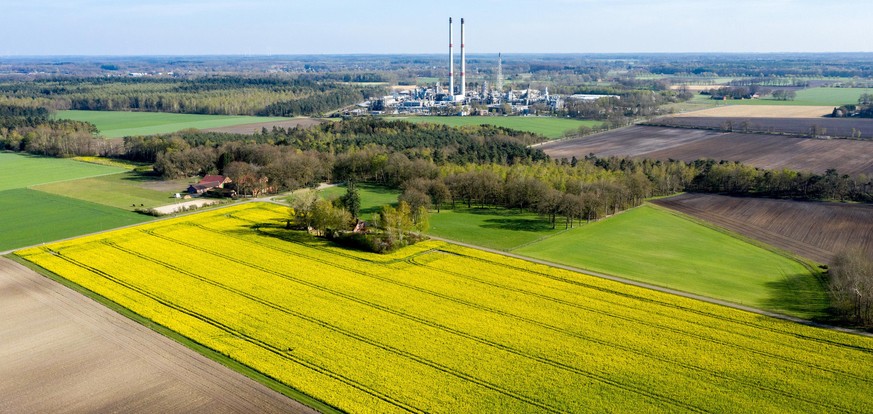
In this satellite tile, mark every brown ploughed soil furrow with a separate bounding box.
[653,194,873,264]
[0,257,317,414]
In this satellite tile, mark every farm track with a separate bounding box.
[15,203,873,412]
[0,257,313,414]
[654,194,873,264]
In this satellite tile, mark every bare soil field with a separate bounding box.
[542,126,873,176]
[643,132,873,176]
[674,105,834,118]
[0,257,315,414]
[202,118,323,134]
[653,194,873,264]
[540,125,721,158]
[652,116,873,139]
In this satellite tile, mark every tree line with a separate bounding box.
[0,76,386,116]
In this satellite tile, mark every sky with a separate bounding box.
[1,0,871,55]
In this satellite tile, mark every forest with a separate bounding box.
[0,76,386,116]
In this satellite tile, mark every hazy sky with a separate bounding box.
[2,0,870,55]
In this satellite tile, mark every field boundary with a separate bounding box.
[642,119,873,141]
[4,253,342,414]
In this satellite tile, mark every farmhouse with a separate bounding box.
[187,175,232,195]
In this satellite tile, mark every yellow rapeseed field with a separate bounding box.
[17,203,873,413]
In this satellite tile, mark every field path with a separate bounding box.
[0,257,316,414]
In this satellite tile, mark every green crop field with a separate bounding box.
[389,116,604,139]
[0,188,149,251]
[317,183,401,220]
[57,110,290,138]
[429,207,564,251]
[514,205,826,318]
[0,152,124,191]
[17,202,873,413]
[32,171,189,211]
[721,87,869,106]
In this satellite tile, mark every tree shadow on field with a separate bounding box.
[481,218,553,232]
[762,272,830,320]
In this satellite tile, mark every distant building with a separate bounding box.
[188,175,231,195]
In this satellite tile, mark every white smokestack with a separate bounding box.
[460,18,466,100]
[449,17,454,99]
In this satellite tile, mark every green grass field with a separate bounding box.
[58,110,290,138]
[0,188,150,251]
[32,171,189,211]
[721,87,869,106]
[429,207,565,251]
[389,116,604,139]
[318,183,401,220]
[0,152,125,191]
[514,205,826,318]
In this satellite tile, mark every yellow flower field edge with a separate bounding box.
[16,202,873,413]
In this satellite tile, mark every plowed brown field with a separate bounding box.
[674,106,834,118]
[0,258,315,414]
[653,194,873,264]
[540,126,873,176]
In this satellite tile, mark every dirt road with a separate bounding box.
[0,257,317,414]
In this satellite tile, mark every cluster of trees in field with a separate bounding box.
[0,77,386,116]
[0,104,101,157]
[287,185,428,253]
[562,90,681,126]
[699,86,793,100]
[831,93,873,118]
[829,250,873,327]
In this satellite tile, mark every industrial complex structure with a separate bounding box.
[349,18,617,117]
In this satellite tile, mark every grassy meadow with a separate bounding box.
[0,188,150,251]
[17,202,873,413]
[428,207,565,251]
[716,87,868,107]
[58,110,289,138]
[32,171,191,211]
[514,205,826,318]
[0,152,124,191]
[389,116,604,139]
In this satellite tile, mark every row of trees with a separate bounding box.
[0,105,102,157]
[829,250,873,327]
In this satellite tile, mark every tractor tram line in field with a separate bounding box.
[408,253,873,389]
[144,224,706,412]
[15,203,873,412]
[129,229,567,413]
[41,243,423,413]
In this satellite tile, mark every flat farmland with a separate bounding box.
[540,126,873,176]
[58,110,291,138]
[723,87,868,106]
[389,116,604,139]
[0,258,311,413]
[0,152,124,191]
[514,205,824,317]
[654,194,873,264]
[654,116,873,139]
[201,118,324,134]
[674,105,834,118]
[0,189,150,251]
[17,202,873,413]
[540,125,720,158]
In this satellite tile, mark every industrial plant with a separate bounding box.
[352,17,617,117]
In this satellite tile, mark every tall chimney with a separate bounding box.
[449,17,454,99]
[460,18,466,100]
